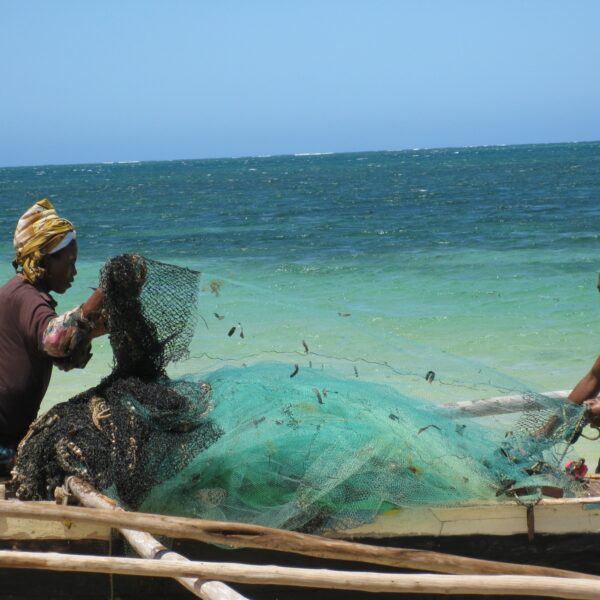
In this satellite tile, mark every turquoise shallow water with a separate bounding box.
[1,142,600,415]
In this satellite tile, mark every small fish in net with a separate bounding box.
[11,254,590,532]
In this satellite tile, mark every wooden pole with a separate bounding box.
[0,484,594,580]
[443,390,570,417]
[65,477,247,600]
[0,550,599,599]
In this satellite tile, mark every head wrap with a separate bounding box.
[13,199,76,284]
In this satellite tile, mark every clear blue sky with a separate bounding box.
[1,1,599,167]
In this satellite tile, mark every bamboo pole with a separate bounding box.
[0,484,594,580]
[0,550,599,599]
[65,477,247,600]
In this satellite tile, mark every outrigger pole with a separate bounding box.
[65,476,248,600]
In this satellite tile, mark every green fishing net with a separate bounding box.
[12,255,590,533]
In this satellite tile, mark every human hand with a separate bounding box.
[89,315,107,338]
[584,398,600,428]
[82,287,103,316]
[583,398,600,413]
[82,288,107,338]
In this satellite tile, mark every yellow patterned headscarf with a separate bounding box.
[13,199,76,284]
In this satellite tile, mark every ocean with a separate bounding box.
[1,142,600,422]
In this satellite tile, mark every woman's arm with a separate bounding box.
[568,356,600,405]
[42,288,106,370]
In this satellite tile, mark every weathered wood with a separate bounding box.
[0,486,595,580]
[444,390,570,417]
[0,550,599,599]
[66,477,248,600]
[0,500,112,541]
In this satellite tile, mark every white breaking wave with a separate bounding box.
[294,152,334,157]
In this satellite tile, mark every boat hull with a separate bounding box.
[1,496,600,599]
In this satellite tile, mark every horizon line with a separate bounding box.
[1,138,599,170]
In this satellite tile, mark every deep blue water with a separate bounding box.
[2,143,599,265]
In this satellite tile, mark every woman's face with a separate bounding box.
[42,240,78,294]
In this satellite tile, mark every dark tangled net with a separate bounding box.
[12,255,223,508]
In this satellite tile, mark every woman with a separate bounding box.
[0,199,105,476]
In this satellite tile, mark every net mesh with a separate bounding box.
[12,254,590,533]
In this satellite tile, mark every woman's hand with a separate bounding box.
[82,288,107,338]
[82,287,103,316]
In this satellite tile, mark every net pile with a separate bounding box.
[13,255,220,508]
[12,255,589,532]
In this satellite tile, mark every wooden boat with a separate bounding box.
[1,390,599,599]
[2,480,600,599]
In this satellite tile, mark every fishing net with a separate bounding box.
[12,255,591,533]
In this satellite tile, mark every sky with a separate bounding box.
[1,1,599,167]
